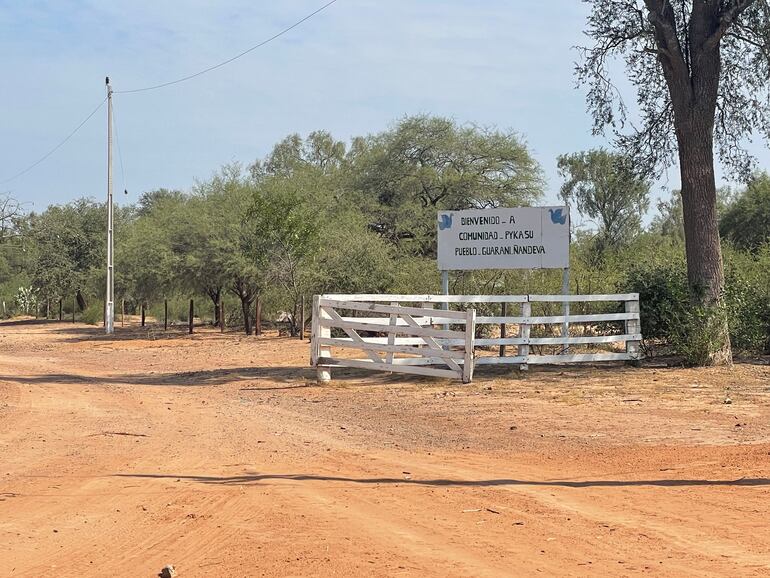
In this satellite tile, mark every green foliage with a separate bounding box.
[625,257,688,343]
[558,149,650,256]
[81,300,104,325]
[624,241,770,357]
[351,115,545,256]
[117,192,181,302]
[9,116,768,360]
[723,246,770,353]
[650,191,685,241]
[720,173,770,251]
[148,297,204,325]
[669,304,731,367]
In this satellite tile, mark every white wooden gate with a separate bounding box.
[311,297,476,383]
[311,293,642,382]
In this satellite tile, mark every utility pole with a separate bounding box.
[105,77,115,334]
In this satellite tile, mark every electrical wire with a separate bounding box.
[115,0,339,94]
[0,1,340,185]
[0,97,107,185]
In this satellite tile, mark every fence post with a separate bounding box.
[562,267,570,353]
[141,302,146,327]
[310,295,320,367]
[315,296,332,383]
[255,297,262,336]
[518,300,531,371]
[463,308,476,383]
[385,300,398,365]
[220,301,225,333]
[499,302,507,357]
[121,299,125,327]
[299,295,305,340]
[625,296,641,363]
[164,299,168,331]
[189,299,194,334]
[72,295,76,323]
[58,298,63,321]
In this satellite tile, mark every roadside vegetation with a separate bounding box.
[1,115,768,362]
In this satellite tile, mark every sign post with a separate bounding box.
[440,270,449,330]
[562,266,570,351]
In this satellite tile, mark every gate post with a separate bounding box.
[625,296,641,363]
[312,296,332,382]
[518,300,531,371]
[463,308,476,383]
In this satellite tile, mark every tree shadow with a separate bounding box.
[52,325,231,342]
[114,471,770,488]
[0,366,420,387]
[51,324,295,343]
[0,318,62,327]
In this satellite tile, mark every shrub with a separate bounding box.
[723,246,770,353]
[669,303,731,366]
[625,245,770,357]
[81,301,104,325]
[625,259,688,344]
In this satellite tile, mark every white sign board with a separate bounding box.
[437,206,570,271]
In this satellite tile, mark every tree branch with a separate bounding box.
[703,0,758,51]
[643,0,692,96]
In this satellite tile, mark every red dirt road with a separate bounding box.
[1,319,769,577]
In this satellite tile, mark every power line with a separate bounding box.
[0,97,107,185]
[115,0,339,95]
[0,1,340,186]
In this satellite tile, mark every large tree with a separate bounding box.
[195,165,266,335]
[351,115,545,256]
[558,149,650,256]
[579,0,770,364]
[27,199,108,311]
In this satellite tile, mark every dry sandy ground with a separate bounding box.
[0,319,769,578]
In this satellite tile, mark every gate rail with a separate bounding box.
[311,297,476,383]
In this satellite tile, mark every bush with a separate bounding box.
[81,301,104,325]
[625,259,688,344]
[669,303,730,366]
[723,246,770,353]
[625,244,770,357]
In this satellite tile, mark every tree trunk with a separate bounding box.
[676,118,732,365]
[240,296,252,336]
[76,290,87,312]
[207,287,221,326]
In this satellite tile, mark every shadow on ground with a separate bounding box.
[0,365,446,387]
[51,324,251,342]
[0,318,62,327]
[114,472,770,488]
[0,367,311,387]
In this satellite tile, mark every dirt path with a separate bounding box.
[1,320,769,577]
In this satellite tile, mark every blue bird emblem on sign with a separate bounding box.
[438,213,453,230]
[549,208,567,225]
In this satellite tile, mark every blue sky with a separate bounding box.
[1,0,768,216]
